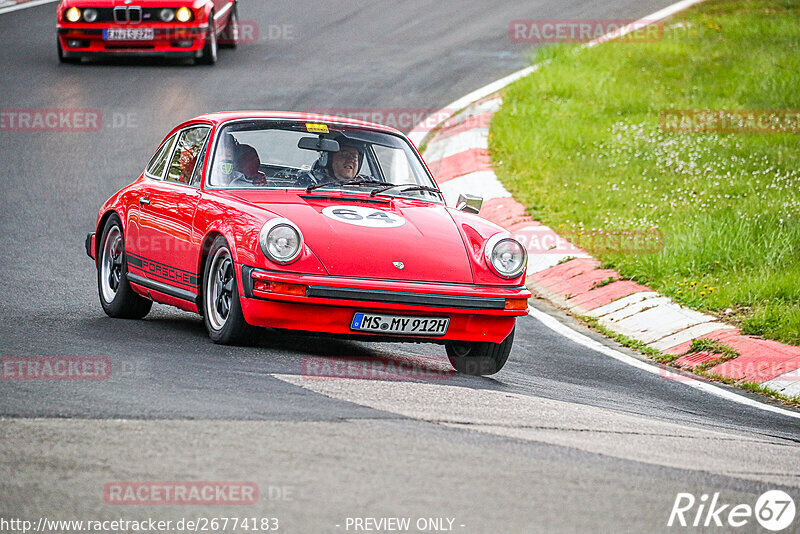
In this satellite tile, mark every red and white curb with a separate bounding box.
[413,0,800,399]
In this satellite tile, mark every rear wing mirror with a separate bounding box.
[298,137,340,152]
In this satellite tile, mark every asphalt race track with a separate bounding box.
[1,1,799,532]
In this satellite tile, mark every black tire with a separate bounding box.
[202,236,254,344]
[97,215,152,319]
[445,327,515,375]
[58,40,80,64]
[218,2,238,49]
[197,13,218,64]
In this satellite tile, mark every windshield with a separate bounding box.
[208,120,441,201]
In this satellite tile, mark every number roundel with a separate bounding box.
[321,206,406,228]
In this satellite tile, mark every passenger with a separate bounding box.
[233,144,267,186]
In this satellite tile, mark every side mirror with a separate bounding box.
[456,193,483,214]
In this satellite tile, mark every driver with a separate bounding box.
[328,143,363,182]
[313,136,365,183]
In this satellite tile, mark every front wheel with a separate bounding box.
[197,14,218,64]
[445,328,515,375]
[97,215,152,319]
[202,237,253,344]
[218,2,239,49]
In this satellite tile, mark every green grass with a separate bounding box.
[491,0,800,345]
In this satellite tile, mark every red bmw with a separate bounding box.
[57,0,238,64]
[85,112,531,375]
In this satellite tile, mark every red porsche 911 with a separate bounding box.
[57,0,238,64]
[85,112,531,375]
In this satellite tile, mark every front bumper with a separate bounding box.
[237,266,531,343]
[86,232,96,262]
[58,25,207,57]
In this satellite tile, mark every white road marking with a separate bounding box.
[527,307,800,420]
[0,0,58,15]
[272,374,799,485]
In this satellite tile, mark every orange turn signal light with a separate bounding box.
[271,282,307,296]
[252,280,306,296]
[253,280,270,292]
[504,298,528,311]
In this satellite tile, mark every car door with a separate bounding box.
[134,125,211,297]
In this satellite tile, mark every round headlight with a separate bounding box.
[159,8,175,22]
[82,8,98,22]
[259,218,303,264]
[175,6,192,23]
[485,234,527,278]
[66,7,81,22]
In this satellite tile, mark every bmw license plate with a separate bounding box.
[104,28,154,41]
[351,313,449,336]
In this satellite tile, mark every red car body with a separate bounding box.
[56,0,237,63]
[86,112,530,373]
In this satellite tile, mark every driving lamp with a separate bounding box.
[66,7,81,22]
[159,8,175,22]
[175,7,192,22]
[82,8,98,22]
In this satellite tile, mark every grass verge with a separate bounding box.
[491,0,800,345]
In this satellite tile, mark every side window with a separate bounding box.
[165,126,211,185]
[373,144,414,184]
[189,141,208,188]
[146,134,176,179]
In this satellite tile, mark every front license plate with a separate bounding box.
[351,313,449,336]
[104,28,154,41]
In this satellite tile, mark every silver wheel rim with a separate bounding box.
[206,247,234,331]
[100,226,124,304]
[231,11,239,44]
[209,23,217,60]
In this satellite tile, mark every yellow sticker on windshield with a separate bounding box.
[305,123,329,134]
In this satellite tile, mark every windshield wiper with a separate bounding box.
[369,183,442,197]
[306,178,390,193]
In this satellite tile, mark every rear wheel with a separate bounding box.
[197,13,218,64]
[202,237,253,344]
[445,328,515,375]
[97,215,152,319]
[218,2,239,49]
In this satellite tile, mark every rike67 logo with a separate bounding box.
[668,490,796,531]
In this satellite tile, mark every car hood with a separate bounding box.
[224,191,474,283]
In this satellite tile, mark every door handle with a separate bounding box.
[139,196,150,206]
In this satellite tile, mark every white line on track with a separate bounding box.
[527,307,800,420]
[0,0,58,15]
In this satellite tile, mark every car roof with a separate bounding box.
[186,111,405,136]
